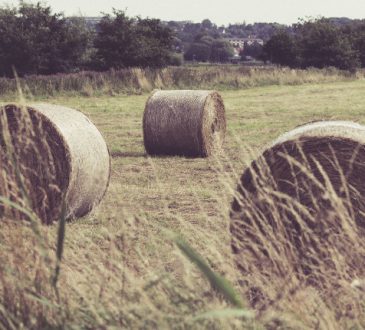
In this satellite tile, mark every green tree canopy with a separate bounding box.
[94,10,174,69]
[0,2,91,76]
[295,18,360,70]
[263,30,299,67]
[341,21,365,67]
[241,41,264,59]
[210,39,234,62]
[184,42,211,62]
[263,18,361,70]
[184,35,233,63]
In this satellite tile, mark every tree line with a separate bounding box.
[263,18,365,71]
[0,2,177,76]
[170,19,270,63]
[174,17,365,68]
[1,2,365,76]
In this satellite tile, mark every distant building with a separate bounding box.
[226,37,264,50]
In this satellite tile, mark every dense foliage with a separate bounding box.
[0,3,175,76]
[1,2,365,76]
[94,10,174,69]
[0,3,92,76]
[184,36,234,62]
[263,18,364,71]
[240,41,264,60]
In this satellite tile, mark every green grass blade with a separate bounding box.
[173,235,245,309]
[25,290,60,309]
[52,200,67,288]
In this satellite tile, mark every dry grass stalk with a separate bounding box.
[0,103,110,224]
[230,121,365,317]
[143,90,226,157]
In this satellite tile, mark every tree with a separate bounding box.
[263,30,299,67]
[184,34,233,63]
[295,18,360,70]
[199,35,214,46]
[134,17,175,68]
[201,19,213,30]
[354,32,365,67]
[0,2,91,76]
[210,39,234,62]
[94,10,174,69]
[93,11,135,69]
[241,41,263,59]
[341,20,365,67]
[263,18,361,70]
[184,42,211,62]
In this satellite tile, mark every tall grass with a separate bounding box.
[230,138,365,328]
[2,79,365,329]
[2,145,365,328]
[0,65,362,97]
[0,91,254,329]
[173,234,247,309]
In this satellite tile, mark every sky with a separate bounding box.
[3,0,365,25]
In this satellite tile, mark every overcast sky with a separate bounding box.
[3,0,365,25]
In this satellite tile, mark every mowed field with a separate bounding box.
[2,79,365,328]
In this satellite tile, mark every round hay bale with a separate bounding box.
[143,90,226,157]
[0,103,110,224]
[230,121,365,310]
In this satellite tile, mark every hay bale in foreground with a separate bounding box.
[230,121,365,310]
[0,103,110,224]
[143,90,226,157]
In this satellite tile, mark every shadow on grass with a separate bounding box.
[110,150,208,160]
[110,151,147,158]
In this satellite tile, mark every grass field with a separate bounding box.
[2,79,365,328]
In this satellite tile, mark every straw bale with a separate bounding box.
[0,103,110,224]
[143,90,226,157]
[230,121,365,310]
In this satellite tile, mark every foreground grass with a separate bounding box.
[2,80,365,328]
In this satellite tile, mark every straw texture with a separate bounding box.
[0,103,110,224]
[230,121,365,309]
[143,90,226,157]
